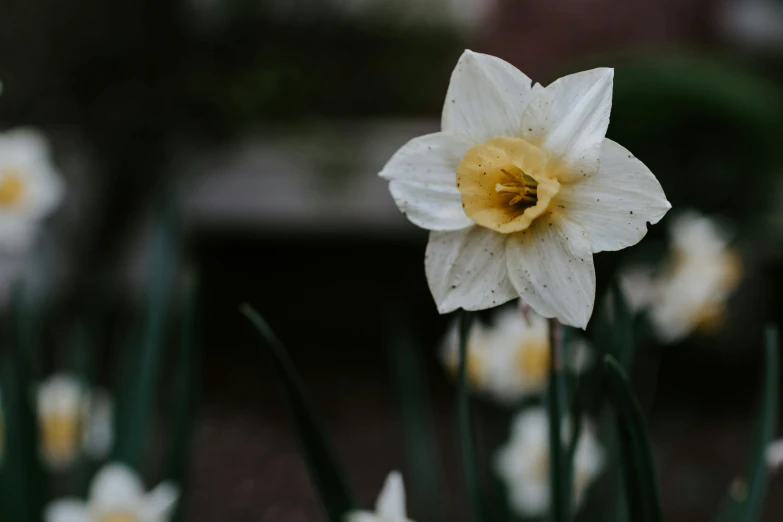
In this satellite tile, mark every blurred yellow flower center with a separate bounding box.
[0,169,25,207]
[457,137,559,234]
[99,512,138,522]
[514,341,550,384]
[40,413,81,465]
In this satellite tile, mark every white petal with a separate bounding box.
[0,128,50,164]
[375,471,406,520]
[344,513,383,522]
[521,68,613,181]
[441,50,536,143]
[556,139,670,252]
[425,226,518,313]
[142,482,180,520]
[82,390,114,459]
[380,132,474,231]
[0,217,37,253]
[89,463,145,508]
[505,215,596,328]
[44,500,89,522]
[38,374,83,416]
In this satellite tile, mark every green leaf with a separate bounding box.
[165,271,201,522]
[714,325,779,522]
[240,304,355,522]
[0,285,46,522]
[547,320,568,522]
[386,310,443,522]
[114,198,177,469]
[457,311,485,522]
[604,355,663,522]
[611,280,634,372]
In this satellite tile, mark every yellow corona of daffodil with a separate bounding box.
[37,374,114,469]
[380,50,671,327]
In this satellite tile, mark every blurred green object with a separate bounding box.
[165,271,201,522]
[0,286,46,522]
[113,195,178,470]
[241,304,356,522]
[609,52,783,225]
[604,355,663,522]
[547,321,569,522]
[714,326,779,522]
[386,308,444,522]
[457,311,486,522]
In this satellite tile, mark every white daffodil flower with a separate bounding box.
[621,211,742,342]
[494,409,605,517]
[767,438,783,471]
[380,50,670,328]
[45,463,179,522]
[37,374,114,469]
[0,128,65,252]
[344,471,413,522]
[441,303,592,404]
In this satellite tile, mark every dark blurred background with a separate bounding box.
[3,0,783,520]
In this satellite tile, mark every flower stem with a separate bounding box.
[458,311,484,522]
[548,317,569,522]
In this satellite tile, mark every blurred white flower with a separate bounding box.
[380,50,670,328]
[767,438,783,471]
[45,463,179,522]
[720,0,783,51]
[441,304,592,404]
[0,128,65,253]
[37,374,114,469]
[344,471,412,522]
[621,211,741,342]
[494,409,605,517]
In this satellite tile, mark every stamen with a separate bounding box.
[495,169,539,208]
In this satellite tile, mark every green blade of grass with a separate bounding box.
[604,355,662,522]
[0,285,45,522]
[165,272,201,522]
[547,320,568,522]
[386,309,443,522]
[714,325,779,522]
[115,197,177,469]
[240,304,355,522]
[457,311,485,522]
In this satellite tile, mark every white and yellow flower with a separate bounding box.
[345,471,413,522]
[621,211,742,342]
[45,463,179,522]
[380,50,670,328]
[441,303,593,404]
[37,374,114,469]
[494,409,605,517]
[0,128,65,252]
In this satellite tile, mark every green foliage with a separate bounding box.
[0,287,46,522]
[604,355,663,522]
[386,309,444,522]
[241,304,355,522]
[457,311,486,522]
[714,326,779,522]
[165,272,201,522]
